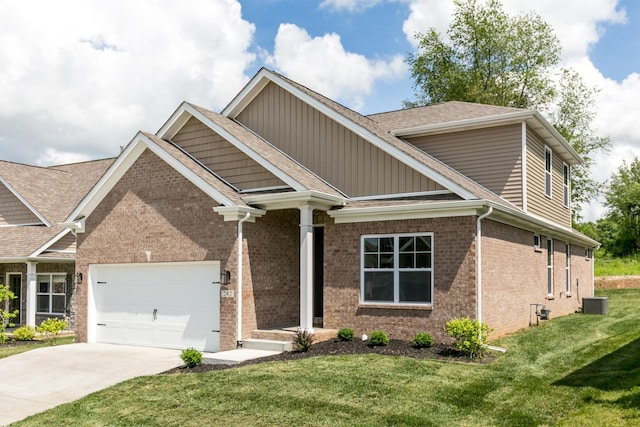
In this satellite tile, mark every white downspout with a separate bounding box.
[476,206,493,332]
[236,212,251,348]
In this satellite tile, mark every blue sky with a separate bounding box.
[0,0,638,221]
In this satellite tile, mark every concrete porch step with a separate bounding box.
[242,338,293,352]
[250,327,338,343]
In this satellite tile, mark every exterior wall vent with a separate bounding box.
[582,297,609,315]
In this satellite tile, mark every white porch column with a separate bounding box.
[26,262,37,326]
[299,205,314,332]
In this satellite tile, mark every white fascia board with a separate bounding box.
[224,69,478,201]
[29,228,73,258]
[156,103,193,140]
[212,206,266,222]
[243,190,347,211]
[180,104,308,192]
[0,176,50,227]
[328,200,487,223]
[222,68,272,117]
[530,112,583,165]
[65,132,237,223]
[349,190,454,202]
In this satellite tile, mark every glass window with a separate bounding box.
[545,146,552,198]
[547,239,553,295]
[563,163,570,208]
[36,273,67,314]
[362,234,434,305]
[565,244,571,294]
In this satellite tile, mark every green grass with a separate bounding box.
[595,256,640,276]
[15,290,640,426]
[0,336,74,359]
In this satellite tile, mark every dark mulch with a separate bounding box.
[163,339,496,375]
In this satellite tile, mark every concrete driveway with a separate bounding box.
[0,343,182,425]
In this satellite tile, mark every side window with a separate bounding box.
[563,163,570,208]
[545,146,552,198]
[534,234,541,251]
[547,238,553,295]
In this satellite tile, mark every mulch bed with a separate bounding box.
[163,339,497,374]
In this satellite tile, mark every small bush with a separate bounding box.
[36,318,68,344]
[337,328,355,341]
[294,328,315,352]
[445,317,492,358]
[369,330,389,346]
[181,348,203,368]
[13,326,36,341]
[412,332,434,348]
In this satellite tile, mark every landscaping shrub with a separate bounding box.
[445,317,492,358]
[369,330,389,346]
[13,326,36,341]
[0,284,18,345]
[337,328,355,341]
[294,328,315,352]
[181,348,203,368]
[36,318,68,344]
[412,332,434,348]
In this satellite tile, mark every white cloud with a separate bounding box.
[267,23,407,111]
[36,148,92,166]
[319,0,384,13]
[0,0,255,165]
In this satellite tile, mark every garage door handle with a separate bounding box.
[212,330,220,333]
[153,308,158,320]
[97,323,106,326]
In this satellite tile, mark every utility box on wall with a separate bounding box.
[583,297,609,315]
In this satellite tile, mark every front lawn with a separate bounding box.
[15,289,640,426]
[0,336,74,359]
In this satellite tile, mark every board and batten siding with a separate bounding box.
[172,117,286,190]
[0,183,41,225]
[405,124,523,208]
[526,128,571,227]
[47,232,76,253]
[235,82,444,197]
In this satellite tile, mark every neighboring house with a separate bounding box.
[60,68,597,353]
[0,159,113,326]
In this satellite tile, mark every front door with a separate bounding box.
[6,274,22,325]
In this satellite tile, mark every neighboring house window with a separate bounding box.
[563,163,570,208]
[565,244,571,294]
[37,273,67,314]
[545,146,552,198]
[547,239,553,296]
[362,234,433,305]
[534,234,541,251]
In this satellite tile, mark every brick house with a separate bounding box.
[0,159,113,327]
[60,68,597,352]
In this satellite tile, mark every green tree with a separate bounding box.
[604,158,640,256]
[405,0,610,217]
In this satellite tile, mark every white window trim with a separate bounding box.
[563,162,570,208]
[360,233,434,306]
[534,234,541,252]
[565,244,571,295]
[36,273,67,315]
[545,146,552,199]
[585,248,592,260]
[547,238,554,297]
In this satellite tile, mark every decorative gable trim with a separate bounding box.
[222,69,478,201]
[158,102,307,192]
[0,176,50,226]
[65,132,238,223]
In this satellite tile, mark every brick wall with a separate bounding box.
[323,216,477,343]
[481,220,593,336]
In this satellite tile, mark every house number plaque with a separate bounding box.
[221,289,235,298]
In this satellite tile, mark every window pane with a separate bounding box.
[379,253,394,269]
[52,280,65,294]
[37,295,49,312]
[364,254,378,268]
[52,295,66,314]
[38,280,49,293]
[399,253,414,268]
[379,237,394,252]
[416,236,431,251]
[416,252,432,268]
[363,272,394,302]
[364,238,378,252]
[399,272,431,303]
[399,237,414,252]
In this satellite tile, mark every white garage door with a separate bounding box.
[92,262,220,352]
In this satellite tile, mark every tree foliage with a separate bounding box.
[405,0,610,217]
[603,158,640,256]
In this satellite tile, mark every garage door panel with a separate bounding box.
[93,262,220,352]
